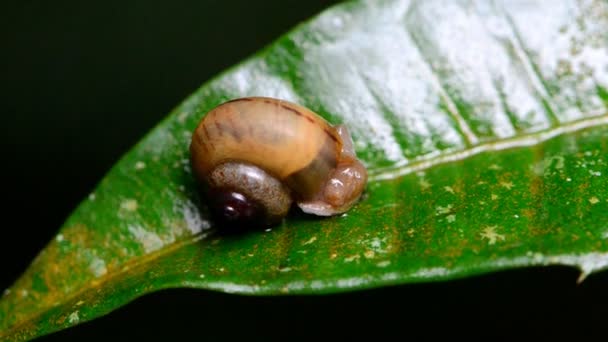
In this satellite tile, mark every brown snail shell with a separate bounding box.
[190,97,367,229]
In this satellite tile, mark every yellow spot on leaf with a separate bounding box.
[589,196,600,204]
[444,186,455,194]
[491,194,498,200]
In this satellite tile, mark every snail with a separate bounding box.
[190,97,367,229]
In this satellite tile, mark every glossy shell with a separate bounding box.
[191,97,342,198]
[190,97,367,222]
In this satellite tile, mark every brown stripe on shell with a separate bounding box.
[202,122,211,139]
[213,120,223,136]
[191,97,342,181]
[324,128,339,143]
[224,98,254,104]
[215,120,242,142]
[280,103,323,125]
[280,103,303,116]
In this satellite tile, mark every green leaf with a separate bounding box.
[3,0,608,340]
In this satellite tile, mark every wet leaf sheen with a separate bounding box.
[3,0,608,340]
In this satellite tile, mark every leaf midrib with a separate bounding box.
[369,112,608,181]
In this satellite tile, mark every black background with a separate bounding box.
[1,1,607,340]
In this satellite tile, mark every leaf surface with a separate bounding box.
[3,0,608,340]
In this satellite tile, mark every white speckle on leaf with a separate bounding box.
[3,289,10,297]
[370,238,382,249]
[419,178,432,190]
[376,261,391,268]
[589,196,600,204]
[446,214,456,223]
[590,170,602,176]
[357,236,390,255]
[181,201,210,234]
[56,234,64,242]
[480,226,505,245]
[489,164,502,170]
[135,161,146,170]
[199,274,206,279]
[344,255,360,263]
[436,204,453,215]
[120,199,138,212]
[218,267,225,272]
[553,156,565,169]
[89,193,96,201]
[491,194,498,200]
[566,177,572,182]
[68,311,80,324]
[279,267,292,273]
[89,257,107,277]
[20,290,28,298]
[303,236,317,245]
[128,225,164,253]
[177,111,188,123]
[444,186,455,194]
[76,300,85,306]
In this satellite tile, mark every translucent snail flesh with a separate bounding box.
[190,97,367,229]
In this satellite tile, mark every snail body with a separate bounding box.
[190,97,367,229]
